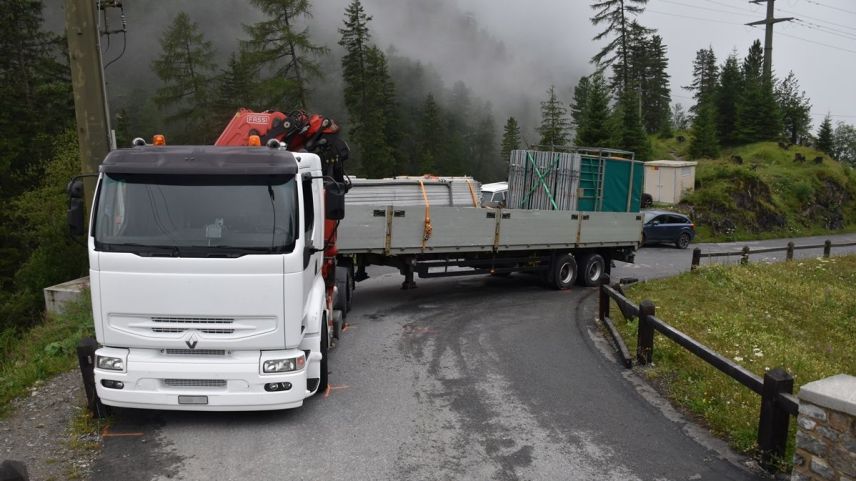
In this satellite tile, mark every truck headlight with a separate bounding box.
[263,355,305,373]
[96,355,124,371]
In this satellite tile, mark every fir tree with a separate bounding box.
[685,47,718,113]
[817,114,834,155]
[213,52,261,125]
[576,72,612,147]
[471,108,498,181]
[715,53,741,146]
[417,94,443,173]
[152,12,217,143]
[735,40,781,143]
[538,85,571,148]
[671,103,689,131]
[614,89,652,160]
[832,122,856,165]
[590,0,650,94]
[339,0,372,120]
[644,34,671,136]
[359,45,398,177]
[689,99,719,159]
[570,76,590,132]
[775,71,812,145]
[244,0,328,109]
[500,117,522,164]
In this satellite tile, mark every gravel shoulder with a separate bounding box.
[0,370,98,481]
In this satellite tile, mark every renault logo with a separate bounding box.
[185,333,199,349]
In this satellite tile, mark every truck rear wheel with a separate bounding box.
[577,253,605,287]
[550,254,577,290]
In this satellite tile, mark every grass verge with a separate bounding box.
[0,293,94,417]
[614,256,856,463]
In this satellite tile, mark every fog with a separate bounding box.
[44,0,856,138]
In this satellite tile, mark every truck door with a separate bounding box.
[301,177,322,307]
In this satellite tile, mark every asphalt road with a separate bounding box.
[88,232,856,480]
[615,231,856,281]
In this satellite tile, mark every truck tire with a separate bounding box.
[578,253,605,287]
[332,309,343,340]
[334,267,349,319]
[550,254,577,290]
[318,321,329,393]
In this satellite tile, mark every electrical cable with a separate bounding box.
[646,9,751,26]
[804,0,856,16]
[777,7,856,33]
[793,19,856,42]
[658,0,748,17]
[748,25,856,55]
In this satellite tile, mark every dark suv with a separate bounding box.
[642,210,695,249]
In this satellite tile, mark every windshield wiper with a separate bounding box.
[99,243,180,257]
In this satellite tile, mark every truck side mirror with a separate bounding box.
[67,178,86,236]
[325,181,345,221]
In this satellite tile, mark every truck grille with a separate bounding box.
[163,349,227,356]
[163,379,227,388]
[110,314,277,340]
[151,317,235,335]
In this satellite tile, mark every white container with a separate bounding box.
[644,160,697,205]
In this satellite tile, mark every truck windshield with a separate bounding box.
[94,174,298,256]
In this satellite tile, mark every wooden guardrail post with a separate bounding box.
[636,300,655,365]
[757,367,794,471]
[691,248,701,271]
[823,240,832,258]
[740,246,750,265]
[598,273,611,322]
[786,242,794,261]
[76,337,98,416]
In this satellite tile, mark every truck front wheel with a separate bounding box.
[550,254,577,290]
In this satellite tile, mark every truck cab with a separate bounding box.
[79,145,333,411]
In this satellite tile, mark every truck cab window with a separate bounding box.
[302,179,314,238]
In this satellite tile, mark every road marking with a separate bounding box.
[324,384,349,398]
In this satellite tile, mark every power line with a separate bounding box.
[804,0,856,16]
[749,25,856,55]
[703,0,760,14]
[658,0,748,17]
[646,9,750,26]
[777,7,856,33]
[793,19,856,42]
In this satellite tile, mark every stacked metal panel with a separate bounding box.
[345,176,481,207]
[506,150,581,211]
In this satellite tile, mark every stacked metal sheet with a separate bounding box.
[506,150,581,211]
[345,176,481,207]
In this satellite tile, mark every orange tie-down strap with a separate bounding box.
[418,180,433,249]
[465,178,478,207]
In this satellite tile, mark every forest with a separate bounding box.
[2,0,856,337]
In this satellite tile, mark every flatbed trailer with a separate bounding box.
[336,205,643,290]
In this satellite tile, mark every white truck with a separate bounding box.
[68,139,643,413]
[68,145,342,411]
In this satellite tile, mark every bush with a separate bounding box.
[0,131,87,332]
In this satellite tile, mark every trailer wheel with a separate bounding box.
[550,254,577,290]
[578,253,605,287]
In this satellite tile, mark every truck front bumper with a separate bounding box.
[94,347,321,411]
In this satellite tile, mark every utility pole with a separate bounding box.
[746,0,794,81]
[65,0,112,226]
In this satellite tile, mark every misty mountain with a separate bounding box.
[45,0,585,140]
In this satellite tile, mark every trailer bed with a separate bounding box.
[338,205,643,256]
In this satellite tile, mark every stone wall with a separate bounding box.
[792,374,856,481]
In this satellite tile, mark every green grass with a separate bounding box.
[665,140,856,242]
[650,131,691,160]
[0,293,94,417]
[614,256,856,463]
